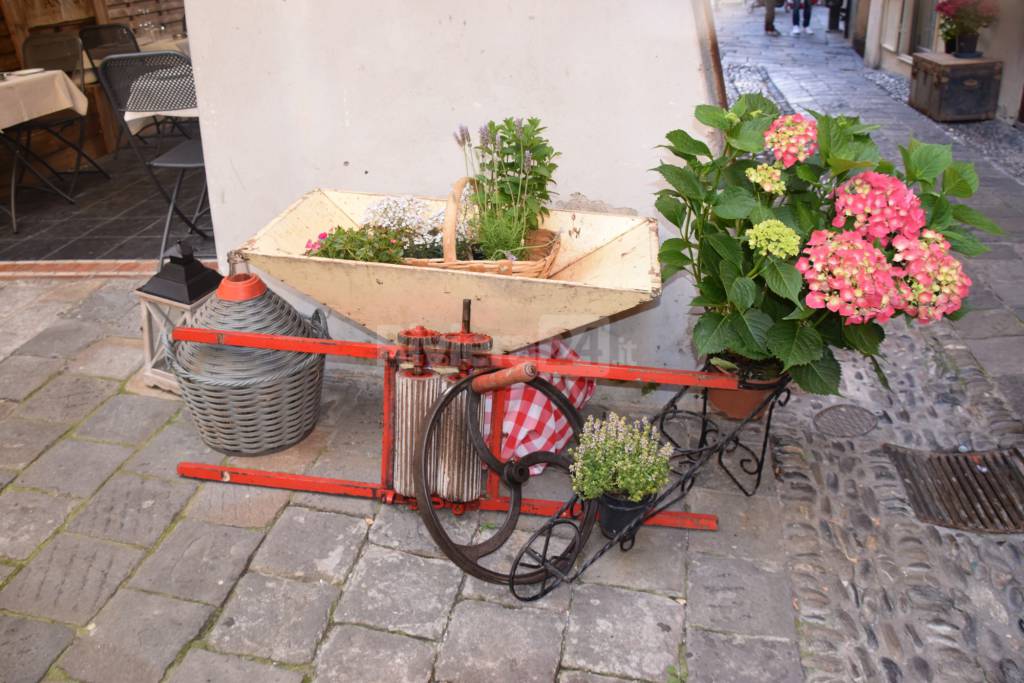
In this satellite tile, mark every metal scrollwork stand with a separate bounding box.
[507,371,792,601]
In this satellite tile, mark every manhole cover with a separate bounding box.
[885,445,1024,533]
[813,404,878,437]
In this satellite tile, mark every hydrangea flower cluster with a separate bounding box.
[796,230,903,325]
[747,219,800,259]
[764,114,818,168]
[745,163,786,195]
[892,230,971,323]
[831,172,926,245]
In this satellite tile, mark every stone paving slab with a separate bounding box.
[0,355,63,401]
[685,628,804,683]
[168,648,305,683]
[0,614,74,683]
[69,337,144,380]
[123,415,221,479]
[13,319,104,359]
[0,563,12,584]
[0,468,14,492]
[16,439,133,498]
[687,488,787,566]
[0,418,69,468]
[315,624,435,683]
[563,583,685,682]
[226,424,328,474]
[334,544,462,640]
[963,336,1024,377]
[75,393,179,445]
[69,473,194,546]
[368,504,478,560]
[461,528,572,612]
[59,588,212,683]
[579,526,687,597]
[686,554,798,640]
[208,572,338,664]
[0,489,76,561]
[0,532,143,624]
[16,373,118,424]
[435,599,565,683]
[36,278,105,304]
[185,482,291,528]
[250,506,367,583]
[129,519,264,605]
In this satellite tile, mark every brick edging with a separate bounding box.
[0,259,220,279]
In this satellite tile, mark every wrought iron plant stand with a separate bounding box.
[172,300,791,602]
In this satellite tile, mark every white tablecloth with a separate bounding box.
[0,70,88,132]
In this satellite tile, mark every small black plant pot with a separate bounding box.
[954,33,981,59]
[598,493,654,540]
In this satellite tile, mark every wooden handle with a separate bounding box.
[471,363,538,393]
[443,176,474,263]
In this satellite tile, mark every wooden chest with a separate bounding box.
[909,52,1002,122]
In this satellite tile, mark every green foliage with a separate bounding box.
[307,225,406,264]
[653,97,999,396]
[569,414,672,502]
[458,117,559,258]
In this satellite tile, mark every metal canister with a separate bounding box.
[392,368,444,498]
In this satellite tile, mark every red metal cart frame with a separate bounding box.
[173,327,740,532]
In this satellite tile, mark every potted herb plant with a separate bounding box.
[569,413,672,539]
[656,94,1001,414]
[937,0,998,58]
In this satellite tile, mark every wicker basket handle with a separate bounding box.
[443,176,474,263]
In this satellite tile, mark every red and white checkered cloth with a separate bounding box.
[482,338,596,464]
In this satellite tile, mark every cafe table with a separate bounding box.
[1,69,87,233]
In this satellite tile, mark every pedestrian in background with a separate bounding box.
[765,0,780,36]
[791,0,814,34]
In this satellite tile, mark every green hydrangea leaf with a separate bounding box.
[760,258,803,305]
[943,161,979,198]
[790,347,842,395]
[766,320,824,370]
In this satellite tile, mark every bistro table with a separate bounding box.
[1,70,88,233]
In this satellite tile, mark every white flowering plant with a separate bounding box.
[569,414,673,503]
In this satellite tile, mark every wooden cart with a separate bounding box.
[235,189,663,352]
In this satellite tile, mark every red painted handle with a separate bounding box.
[471,363,538,393]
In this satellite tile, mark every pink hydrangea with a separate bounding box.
[892,230,971,324]
[831,172,926,245]
[764,114,818,168]
[795,230,903,325]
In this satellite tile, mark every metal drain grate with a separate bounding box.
[885,445,1024,533]
[813,404,878,437]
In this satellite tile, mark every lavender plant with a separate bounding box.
[569,413,672,502]
[454,117,559,259]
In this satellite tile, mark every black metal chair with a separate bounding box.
[80,23,189,152]
[12,32,110,196]
[98,51,210,260]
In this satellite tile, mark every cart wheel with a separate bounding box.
[509,517,583,601]
[413,371,596,585]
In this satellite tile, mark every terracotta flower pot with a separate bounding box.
[707,368,783,421]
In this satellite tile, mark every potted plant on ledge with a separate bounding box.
[937,0,999,58]
[656,93,1001,414]
[570,413,672,540]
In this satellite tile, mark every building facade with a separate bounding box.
[857,0,1023,122]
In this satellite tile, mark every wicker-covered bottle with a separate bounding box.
[167,273,328,455]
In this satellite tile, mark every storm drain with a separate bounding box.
[813,404,878,437]
[885,445,1024,533]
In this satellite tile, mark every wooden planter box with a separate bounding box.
[909,52,1001,122]
[236,189,662,353]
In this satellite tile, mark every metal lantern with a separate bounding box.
[136,242,222,394]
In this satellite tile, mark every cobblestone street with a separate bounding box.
[0,7,1023,683]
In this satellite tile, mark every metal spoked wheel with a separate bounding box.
[413,371,597,586]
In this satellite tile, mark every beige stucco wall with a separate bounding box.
[183,0,719,377]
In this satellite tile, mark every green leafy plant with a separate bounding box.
[305,225,405,264]
[937,0,998,38]
[656,93,1001,395]
[569,413,672,502]
[456,117,559,259]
